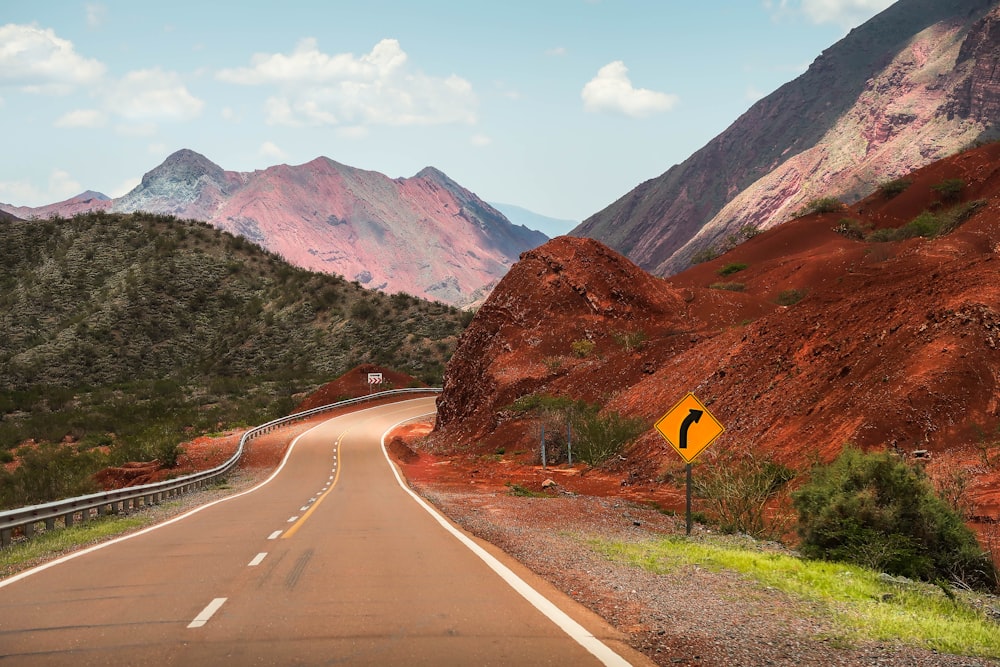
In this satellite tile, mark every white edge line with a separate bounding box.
[0,398,433,590]
[379,412,633,667]
[188,597,227,628]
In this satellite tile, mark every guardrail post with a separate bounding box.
[24,521,34,538]
[1,527,11,547]
[45,517,55,531]
[65,511,74,527]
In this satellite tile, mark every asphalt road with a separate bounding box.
[0,397,647,666]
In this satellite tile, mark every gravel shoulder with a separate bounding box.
[406,477,1000,667]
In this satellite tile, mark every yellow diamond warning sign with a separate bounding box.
[654,393,724,464]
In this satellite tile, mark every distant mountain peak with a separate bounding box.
[113,148,233,217]
[150,149,226,183]
[414,166,452,183]
[74,190,110,202]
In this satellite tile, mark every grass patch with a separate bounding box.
[506,482,551,498]
[775,288,807,306]
[0,513,156,578]
[592,535,1000,658]
[717,262,748,276]
[709,282,745,292]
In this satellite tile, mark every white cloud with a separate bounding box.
[103,68,203,122]
[581,61,677,118]
[546,47,567,56]
[54,108,107,128]
[259,140,288,161]
[471,134,492,147]
[219,38,476,127]
[147,142,167,155]
[0,23,105,94]
[86,4,107,29]
[764,0,894,29]
[0,169,83,206]
[220,106,240,122]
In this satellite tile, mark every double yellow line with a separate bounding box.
[281,430,346,539]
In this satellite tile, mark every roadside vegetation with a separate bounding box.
[509,393,646,466]
[0,513,154,578]
[593,533,1000,659]
[0,211,468,509]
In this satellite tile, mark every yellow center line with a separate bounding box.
[281,430,346,539]
[279,399,434,540]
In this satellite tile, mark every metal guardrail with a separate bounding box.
[0,388,441,548]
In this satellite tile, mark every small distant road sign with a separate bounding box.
[368,373,383,385]
[654,392,724,464]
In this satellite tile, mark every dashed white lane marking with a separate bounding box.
[188,597,227,628]
[300,506,310,511]
[287,516,299,523]
[267,530,282,540]
[248,553,267,567]
[329,475,334,480]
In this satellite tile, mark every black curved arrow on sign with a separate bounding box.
[678,409,703,449]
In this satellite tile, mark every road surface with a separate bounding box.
[0,397,647,666]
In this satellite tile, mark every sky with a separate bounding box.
[1,1,896,225]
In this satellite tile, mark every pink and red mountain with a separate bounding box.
[2,150,546,305]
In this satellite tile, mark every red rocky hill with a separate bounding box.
[431,141,1000,523]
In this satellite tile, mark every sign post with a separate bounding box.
[654,392,724,535]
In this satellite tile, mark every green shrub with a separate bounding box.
[510,393,582,414]
[931,178,965,202]
[572,407,646,465]
[878,178,912,198]
[690,247,719,265]
[803,197,845,215]
[792,447,997,590]
[900,211,942,239]
[718,262,748,276]
[612,330,647,352]
[694,452,795,538]
[775,288,806,306]
[0,443,103,507]
[570,339,596,358]
[709,282,745,292]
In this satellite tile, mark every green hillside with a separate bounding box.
[0,211,468,506]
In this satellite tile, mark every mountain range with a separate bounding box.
[575,0,1000,275]
[1,151,546,306]
[5,1,999,308]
